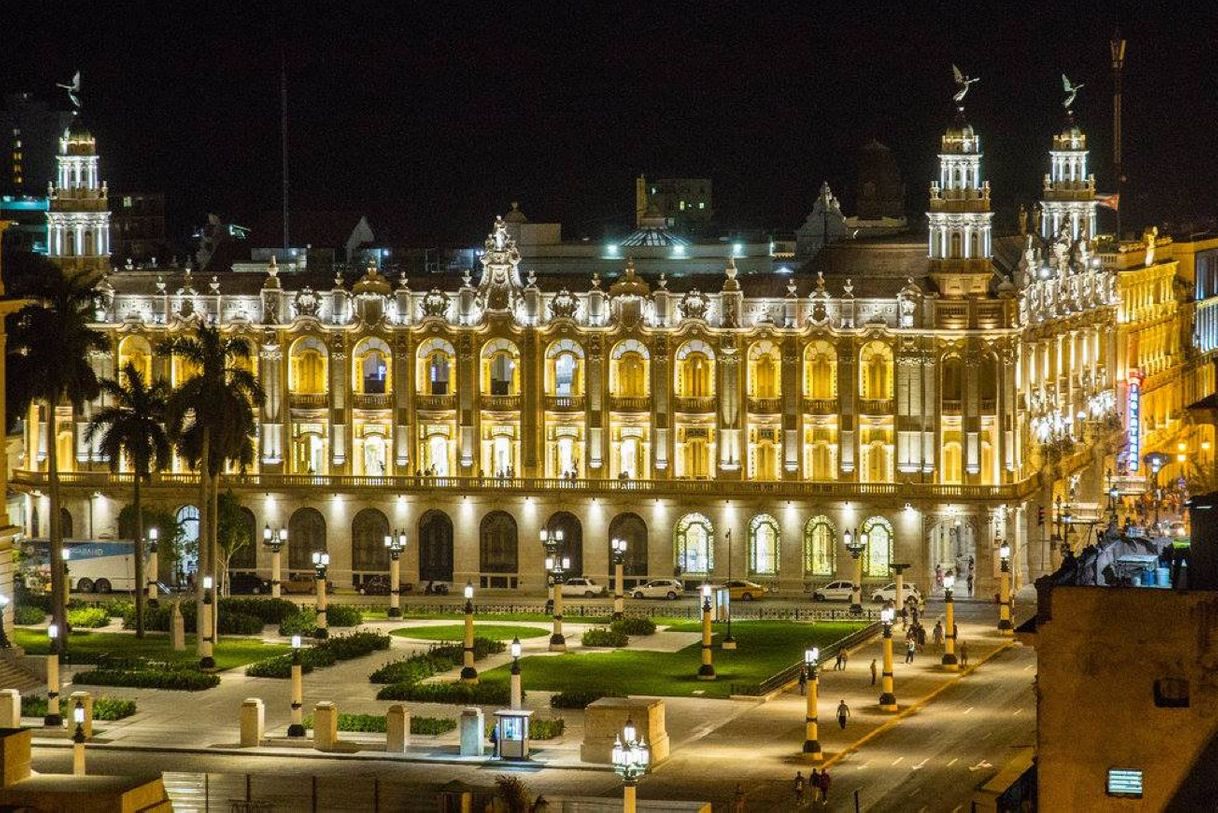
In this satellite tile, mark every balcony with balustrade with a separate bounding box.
[415,394,457,411]
[288,392,328,409]
[481,395,522,411]
[544,395,586,412]
[747,397,782,414]
[353,392,393,410]
[609,395,650,412]
[674,396,717,414]
[803,398,837,416]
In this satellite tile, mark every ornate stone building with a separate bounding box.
[15,89,1155,601]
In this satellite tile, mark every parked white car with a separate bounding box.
[561,577,607,598]
[870,582,924,605]
[811,580,855,602]
[631,579,685,600]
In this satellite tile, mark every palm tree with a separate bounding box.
[85,362,171,638]
[6,268,107,655]
[160,325,263,654]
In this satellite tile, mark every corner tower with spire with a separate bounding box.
[1041,74,1097,242]
[46,72,110,277]
[927,65,993,298]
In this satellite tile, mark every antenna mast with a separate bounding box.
[281,52,290,251]
[1110,30,1126,240]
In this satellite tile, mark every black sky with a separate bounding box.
[7,1,1216,246]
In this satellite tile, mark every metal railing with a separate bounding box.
[287,393,327,408]
[609,395,650,412]
[673,395,717,413]
[414,394,456,411]
[747,397,782,414]
[729,620,881,697]
[543,395,585,411]
[352,392,392,410]
[480,394,521,411]
[802,398,837,414]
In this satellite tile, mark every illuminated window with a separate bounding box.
[803,516,837,576]
[748,514,780,576]
[861,516,893,577]
[674,513,714,576]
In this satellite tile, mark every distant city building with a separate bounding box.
[110,191,170,264]
[635,175,713,232]
[0,92,74,198]
[46,115,110,276]
[0,194,49,254]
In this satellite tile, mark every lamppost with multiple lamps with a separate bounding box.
[263,525,287,598]
[611,537,627,620]
[541,527,568,652]
[510,636,523,709]
[288,634,305,736]
[697,583,715,680]
[461,582,478,684]
[611,718,651,813]
[878,605,897,711]
[146,527,159,607]
[997,539,1013,635]
[802,646,821,761]
[384,529,407,618]
[199,575,216,670]
[312,551,330,639]
[941,572,958,670]
[844,528,867,615]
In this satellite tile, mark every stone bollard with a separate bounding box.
[171,601,186,651]
[458,707,484,757]
[0,690,20,728]
[386,704,410,754]
[313,701,338,752]
[240,698,264,747]
[67,691,94,739]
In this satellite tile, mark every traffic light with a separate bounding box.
[1037,506,1045,526]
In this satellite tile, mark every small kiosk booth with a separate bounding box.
[493,709,535,760]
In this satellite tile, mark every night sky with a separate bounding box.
[7,1,1216,247]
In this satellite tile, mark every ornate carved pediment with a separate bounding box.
[294,287,321,318]
[679,289,709,321]
[549,288,579,320]
[421,289,450,319]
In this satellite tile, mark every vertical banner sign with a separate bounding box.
[1127,372,1142,473]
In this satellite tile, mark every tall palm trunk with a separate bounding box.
[195,427,210,657]
[45,401,66,656]
[132,474,146,638]
[209,474,220,642]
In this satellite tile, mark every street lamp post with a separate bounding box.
[611,537,627,620]
[312,551,330,639]
[45,624,62,726]
[722,529,736,650]
[697,583,715,680]
[146,527,159,607]
[541,528,568,652]
[200,575,216,670]
[802,646,822,761]
[878,605,897,711]
[385,529,406,619]
[941,573,958,670]
[287,634,305,737]
[510,636,523,709]
[1146,452,1167,531]
[998,541,1013,635]
[844,528,866,615]
[611,718,651,813]
[263,525,286,599]
[890,563,911,619]
[460,582,478,684]
[72,700,86,775]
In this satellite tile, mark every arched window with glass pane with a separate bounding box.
[479,511,518,573]
[748,514,780,576]
[674,513,714,577]
[288,507,327,571]
[803,516,836,577]
[861,516,893,577]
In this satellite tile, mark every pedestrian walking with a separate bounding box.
[489,721,500,758]
[836,699,850,729]
[905,638,916,664]
[933,620,944,650]
[833,650,843,671]
[809,769,821,803]
[870,658,878,686]
[959,640,969,668]
[818,768,831,802]
[842,648,850,670]
[917,623,927,650]
[967,572,975,596]
[794,771,806,806]
[799,665,808,696]
[953,623,959,643]
[732,783,746,812]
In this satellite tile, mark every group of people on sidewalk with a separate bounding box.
[793,769,832,806]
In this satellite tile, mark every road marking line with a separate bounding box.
[892,756,904,766]
[947,758,959,767]
[1024,664,1034,671]
[963,706,974,714]
[912,758,928,771]
[1013,708,1024,715]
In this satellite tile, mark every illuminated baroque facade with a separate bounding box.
[19,94,1213,600]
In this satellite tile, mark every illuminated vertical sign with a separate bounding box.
[1127,372,1142,472]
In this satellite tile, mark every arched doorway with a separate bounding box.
[288,507,327,571]
[60,507,74,539]
[351,508,390,585]
[418,510,454,584]
[608,513,648,585]
[928,517,976,595]
[479,511,518,588]
[545,511,583,577]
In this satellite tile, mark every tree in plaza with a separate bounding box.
[85,362,171,638]
[160,324,263,649]
[117,503,186,581]
[217,490,253,596]
[5,259,107,655]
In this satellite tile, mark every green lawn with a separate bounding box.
[369,609,625,624]
[480,621,864,699]
[13,629,290,672]
[391,623,551,642]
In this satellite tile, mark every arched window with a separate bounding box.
[674,513,714,577]
[288,507,327,571]
[289,337,328,395]
[229,507,258,570]
[480,511,518,573]
[416,338,456,396]
[859,342,893,400]
[942,440,963,484]
[748,514,780,576]
[351,508,390,572]
[608,513,648,577]
[545,339,584,397]
[803,516,836,577]
[748,341,781,399]
[861,516,893,578]
[481,339,520,395]
[611,340,650,398]
[117,335,153,383]
[803,341,837,399]
[979,353,998,412]
[545,511,583,577]
[60,507,74,539]
[675,340,715,397]
[941,356,963,410]
[353,338,391,395]
[418,510,454,583]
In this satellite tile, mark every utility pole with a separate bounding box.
[1110,30,1126,240]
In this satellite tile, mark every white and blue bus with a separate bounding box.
[21,539,145,594]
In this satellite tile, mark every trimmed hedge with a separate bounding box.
[367,637,503,685]
[550,690,620,709]
[581,627,628,648]
[302,712,387,733]
[221,598,298,625]
[412,716,458,735]
[72,668,220,691]
[376,681,512,705]
[122,602,267,635]
[93,697,138,720]
[325,604,364,628]
[488,716,565,740]
[245,632,388,678]
[323,630,389,659]
[611,616,656,636]
[277,609,316,637]
[275,604,364,637]
[13,605,46,625]
[430,638,506,660]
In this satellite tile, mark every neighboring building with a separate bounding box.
[45,115,110,276]
[110,191,170,264]
[0,92,74,198]
[635,175,713,233]
[0,194,49,254]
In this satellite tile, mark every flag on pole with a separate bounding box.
[1096,192,1120,211]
